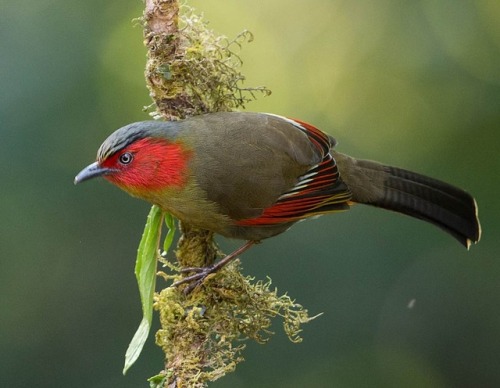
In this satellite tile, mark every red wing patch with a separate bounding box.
[236,117,352,226]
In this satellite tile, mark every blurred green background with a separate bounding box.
[1,1,499,387]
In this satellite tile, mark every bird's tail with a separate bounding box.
[333,152,481,248]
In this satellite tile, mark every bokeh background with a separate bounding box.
[1,1,499,387]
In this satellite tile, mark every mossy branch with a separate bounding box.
[143,2,270,121]
[139,1,316,387]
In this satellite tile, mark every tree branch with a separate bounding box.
[141,2,312,387]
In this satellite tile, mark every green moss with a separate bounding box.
[155,259,316,386]
[143,6,270,120]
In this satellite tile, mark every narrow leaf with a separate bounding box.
[123,205,163,374]
[123,318,150,374]
[163,212,176,253]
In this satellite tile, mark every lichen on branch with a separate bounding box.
[143,2,270,121]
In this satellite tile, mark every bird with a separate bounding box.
[75,112,481,287]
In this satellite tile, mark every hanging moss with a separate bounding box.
[155,259,316,386]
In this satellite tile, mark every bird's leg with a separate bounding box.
[172,240,256,293]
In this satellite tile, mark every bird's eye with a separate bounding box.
[119,152,133,165]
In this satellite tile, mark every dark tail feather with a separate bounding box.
[376,165,481,248]
[334,152,481,248]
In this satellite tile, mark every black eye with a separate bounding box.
[119,152,133,165]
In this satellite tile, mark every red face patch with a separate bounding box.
[100,138,191,191]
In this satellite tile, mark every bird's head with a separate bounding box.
[74,121,191,196]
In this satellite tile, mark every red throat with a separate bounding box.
[101,138,191,191]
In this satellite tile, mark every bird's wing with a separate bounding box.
[235,117,352,226]
[186,112,351,223]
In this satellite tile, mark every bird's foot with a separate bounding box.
[171,240,257,294]
[172,265,217,294]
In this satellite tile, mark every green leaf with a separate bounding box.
[163,212,176,253]
[123,317,151,374]
[148,373,168,388]
[123,205,163,375]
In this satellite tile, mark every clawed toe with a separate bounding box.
[170,241,256,294]
[179,266,206,274]
[171,266,215,293]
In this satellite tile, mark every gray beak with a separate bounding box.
[74,162,116,184]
